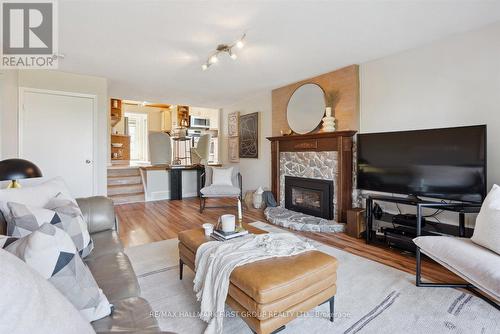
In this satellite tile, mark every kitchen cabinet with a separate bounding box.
[161,109,172,132]
[189,107,220,130]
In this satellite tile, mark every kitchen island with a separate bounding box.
[139,164,221,201]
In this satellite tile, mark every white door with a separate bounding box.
[20,88,96,197]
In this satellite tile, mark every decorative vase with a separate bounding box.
[253,187,264,209]
[321,107,336,132]
[325,107,332,117]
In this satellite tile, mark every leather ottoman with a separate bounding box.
[178,226,338,334]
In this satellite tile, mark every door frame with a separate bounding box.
[18,87,99,195]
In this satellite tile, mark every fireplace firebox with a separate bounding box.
[284,176,333,219]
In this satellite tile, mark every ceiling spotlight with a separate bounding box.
[201,33,246,71]
[209,55,218,64]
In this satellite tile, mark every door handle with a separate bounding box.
[85,159,92,164]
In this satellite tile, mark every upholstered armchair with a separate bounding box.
[148,131,173,165]
[199,166,242,213]
[191,134,211,165]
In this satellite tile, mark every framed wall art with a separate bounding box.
[239,112,259,158]
[228,111,239,137]
[228,137,239,162]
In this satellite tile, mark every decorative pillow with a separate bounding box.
[471,184,500,254]
[7,193,93,257]
[0,177,73,225]
[5,223,112,322]
[46,193,94,257]
[0,234,17,248]
[211,167,234,186]
[0,249,95,334]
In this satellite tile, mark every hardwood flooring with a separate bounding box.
[115,197,464,285]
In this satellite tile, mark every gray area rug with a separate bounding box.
[264,206,345,232]
[125,222,498,334]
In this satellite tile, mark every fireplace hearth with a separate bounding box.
[285,176,333,220]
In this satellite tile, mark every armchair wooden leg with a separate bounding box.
[199,197,205,213]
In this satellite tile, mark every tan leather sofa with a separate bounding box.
[178,227,338,334]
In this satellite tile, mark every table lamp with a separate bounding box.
[0,159,43,188]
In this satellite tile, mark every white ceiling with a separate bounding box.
[58,0,500,108]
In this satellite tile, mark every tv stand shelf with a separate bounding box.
[365,194,480,244]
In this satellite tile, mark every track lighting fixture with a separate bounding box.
[201,33,246,71]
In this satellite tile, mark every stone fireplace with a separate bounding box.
[267,131,356,225]
[285,176,333,220]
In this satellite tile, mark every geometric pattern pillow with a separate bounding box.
[5,223,112,322]
[0,177,75,227]
[0,235,17,248]
[45,193,94,257]
[7,193,93,257]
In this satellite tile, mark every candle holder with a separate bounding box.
[237,198,243,230]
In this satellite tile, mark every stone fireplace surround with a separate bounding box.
[264,151,342,233]
[266,131,356,232]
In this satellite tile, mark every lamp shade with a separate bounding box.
[0,159,43,181]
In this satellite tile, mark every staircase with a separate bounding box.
[107,167,145,204]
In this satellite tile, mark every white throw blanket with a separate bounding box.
[193,232,315,334]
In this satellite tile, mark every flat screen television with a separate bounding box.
[357,125,487,203]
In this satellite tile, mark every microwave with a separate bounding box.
[190,116,210,129]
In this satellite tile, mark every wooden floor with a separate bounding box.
[115,197,464,285]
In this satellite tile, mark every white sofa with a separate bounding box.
[414,236,500,305]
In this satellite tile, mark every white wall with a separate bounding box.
[221,91,272,193]
[360,22,500,190]
[0,70,20,158]
[1,70,109,195]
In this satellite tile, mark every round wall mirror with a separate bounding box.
[286,83,326,134]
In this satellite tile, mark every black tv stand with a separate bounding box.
[405,194,421,202]
[365,194,481,245]
[392,213,426,228]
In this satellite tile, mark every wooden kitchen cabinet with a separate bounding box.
[111,134,130,160]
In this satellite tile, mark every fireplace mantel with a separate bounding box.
[267,130,357,223]
[267,130,357,142]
